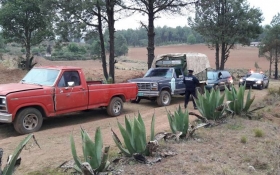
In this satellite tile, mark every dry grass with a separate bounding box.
[116,118,280,175]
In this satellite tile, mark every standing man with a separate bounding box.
[183,69,199,109]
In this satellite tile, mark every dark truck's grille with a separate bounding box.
[137,83,151,90]
[245,81,255,86]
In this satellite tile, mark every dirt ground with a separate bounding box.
[0,44,279,174]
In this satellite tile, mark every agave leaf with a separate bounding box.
[150,114,155,141]
[194,98,204,116]
[94,127,103,167]
[81,129,98,169]
[243,88,254,112]
[137,112,147,145]
[125,116,132,137]
[225,88,234,110]
[96,146,110,172]
[243,95,255,112]
[2,134,36,175]
[167,112,177,133]
[182,109,189,135]
[202,97,211,119]
[124,116,135,148]
[117,121,135,154]
[111,129,131,156]
[70,134,82,173]
[133,118,146,153]
[174,111,182,132]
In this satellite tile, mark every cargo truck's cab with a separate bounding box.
[128,53,210,106]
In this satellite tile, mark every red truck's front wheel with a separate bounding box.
[13,107,43,134]
[107,97,123,117]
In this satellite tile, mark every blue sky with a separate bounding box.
[115,0,280,30]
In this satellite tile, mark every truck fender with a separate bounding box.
[12,103,48,120]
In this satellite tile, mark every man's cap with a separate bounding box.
[188,69,194,73]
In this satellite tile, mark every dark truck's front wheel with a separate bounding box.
[13,107,43,135]
[157,90,171,106]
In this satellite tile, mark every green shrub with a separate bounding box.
[111,113,155,156]
[70,127,110,174]
[20,48,25,53]
[194,87,225,120]
[67,42,79,53]
[240,136,247,143]
[254,129,264,137]
[167,105,189,137]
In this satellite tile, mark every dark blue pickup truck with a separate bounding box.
[128,53,210,106]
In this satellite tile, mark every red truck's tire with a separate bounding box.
[157,90,171,106]
[107,97,123,117]
[13,107,43,135]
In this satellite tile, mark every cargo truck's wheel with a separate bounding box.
[107,97,123,116]
[157,90,171,106]
[13,107,43,135]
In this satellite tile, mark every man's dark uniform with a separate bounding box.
[183,70,199,109]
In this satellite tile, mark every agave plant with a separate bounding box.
[194,87,225,120]
[166,105,189,137]
[225,85,254,115]
[1,134,39,175]
[70,127,110,174]
[111,112,155,156]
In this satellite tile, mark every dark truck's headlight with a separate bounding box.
[151,83,158,90]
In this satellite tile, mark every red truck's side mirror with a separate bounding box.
[67,82,75,87]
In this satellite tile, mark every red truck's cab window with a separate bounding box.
[58,71,81,87]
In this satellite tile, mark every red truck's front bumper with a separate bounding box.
[0,112,12,123]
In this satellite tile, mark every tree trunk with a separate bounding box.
[147,7,155,69]
[215,43,219,70]
[269,50,272,78]
[107,0,115,83]
[25,42,31,70]
[97,4,108,80]
[275,47,278,79]
[220,42,226,70]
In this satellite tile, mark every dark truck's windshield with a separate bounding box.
[21,68,60,86]
[207,72,218,80]
[144,68,173,78]
[246,73,263,79]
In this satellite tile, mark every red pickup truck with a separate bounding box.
[0,66,138,134]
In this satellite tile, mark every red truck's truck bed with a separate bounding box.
[0,66,138,134]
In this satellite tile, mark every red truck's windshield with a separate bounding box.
[21,68,60,86]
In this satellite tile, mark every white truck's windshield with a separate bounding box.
[21,68,60,86]
[144,68,173,78]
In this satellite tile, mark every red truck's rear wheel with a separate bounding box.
[107,97,123,117]
[13,107,43,134]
